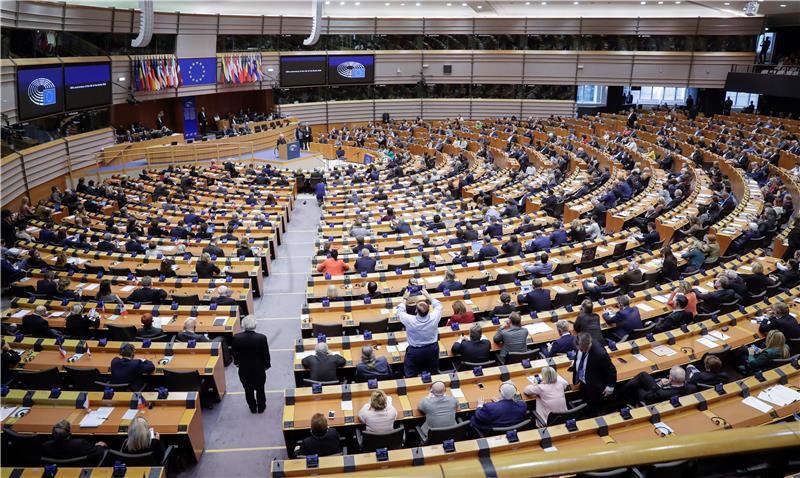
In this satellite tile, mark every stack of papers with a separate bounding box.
[11,309,28,318]
[632,353,649,362]
[741,396,773,413]
[79,407,114,428]
[120,285,136,292]
[708,330,730,341]
[652,345,677,357]
[653,295,670,304]
[696,337,719,349]
[524,322,552,335]
[637,303,655,312]
[0,407,19,422]
[295,351,315,360]
[757,385,800,407]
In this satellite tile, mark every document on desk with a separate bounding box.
[50,311,65,317]
[653,295,670,304]
[295,351,314,360]
[637,303,655,312]
[11,309,28,318]
[0,407,18,422]
[386,345,399,354]
[708,330,730,341]
[121,285,136,292]
[757,385,800,407]
[652,345,677,357]
[341,400,353,411]
[121,409,138,421]
[741,396,773,414]
[79,407,114,428]
[213,316,228,327]
[82,283,99,291]
[450,388,465,398]
[396,341,409,352]
[632,353,649,362]
[524,322,552,335]
[552,286,567,294]
[696,337,719,349]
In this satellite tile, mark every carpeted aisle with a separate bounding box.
[178,193,320,477]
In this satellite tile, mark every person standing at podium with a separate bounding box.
[302,124,312,150]
[276,133,287,150]
[198,107,208,136]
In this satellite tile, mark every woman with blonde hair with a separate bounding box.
[121,416,164,460]
[357,389,397,433]
[523,366,569,424]
[736,330,789,374]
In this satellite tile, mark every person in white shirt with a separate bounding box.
[523,366,569,425]
[395,288,443,377]
[585,219,603,240]
[358,390,398,433]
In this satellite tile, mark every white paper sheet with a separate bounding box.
[696,337,719,349]
[450,388,465,398]
[397,341,409,352]
[79,407,114,428]
[524,322,552,335]
[708,330,730,341]
[652,345,677,357]
[386,345,398,353]
[637,303,655,312]
[653,295,670,304]
[121,409,138,420]
[757,385,800,407]
[741,396,773,413]
[341,400,353,411]
[633,353,649,362]
[295,351,314,360]
[11,309,27,318]
[0,407,18,422]
[83,283,99,291]
[121,285,135,292]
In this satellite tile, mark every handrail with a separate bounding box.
[731,64,800,76]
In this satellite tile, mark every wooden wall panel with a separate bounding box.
[422,51,473,84]
[690,52,755,88]
[523,52,579,85]
[422,99,472,120]
[631,52,692,86]
[474,18,527,35]
[376,17,424,34]
[424,18,474,35]
[1,0,17,29]
[65,128,116,172]
[21,140,69,195]
[281,16,313,35]
[15,1,63,31]
[1,59,18,125]
[63,4,112,32]
[324,17,376,35]
[576,52,633,86]
[112,8,136,34]
[153,11,178,34]
[520,99,576,118]
[472,52,525,84]
[1,153,27,208]
[525,17,581,35]
[580,18,639,36]
[374,51,423,84]
[218,15,262,35]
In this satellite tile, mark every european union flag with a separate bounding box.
[178,58,217,86]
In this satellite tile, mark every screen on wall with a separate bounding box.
[280,56,327,87]
[328,55,375,85]
[64,63,112,111]
[16,65,64,120]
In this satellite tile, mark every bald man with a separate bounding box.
[470,382,527,434]
[417,381,458,442]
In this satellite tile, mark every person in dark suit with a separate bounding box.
[198,107,208,136]
[758,301,800,339]
[686,355,728,386]
[695,276,739,314]
[573,300,603,343]
[613,262,643,293]
[195,253,221,278]
[296,413,342,457]
[652,294,693,333]
[619,366,695,405]
[451,246,473,265]
[128,276,167,304]
[476,236,499,261]
[572,333,617,414]
[301,342,346,382]
[517,278,552,312]
[170,220,191,240]
[544,320,576,357]
[65,304,100,340]
[125,233,145,254]
[41,420,107,461]
[741,262,776,294]
[470,382,528,434]
[36,270,59,298]
[354,249,377,274]
[2,339,21,376]
[213,286,238,306]
[582,274,614,301]
[232,316,272,413]
[353,236,377,255]
[501,235,522,257]
[483,218,503,239]
[660,246,680,282]
[452,323,492,365]
[155,111,165,129]
[96,233,117,252]
[109,342,155,390]
[20,305,57,338]
[491,292,516,317]
[604,295,643,341]
[436,269,464,293]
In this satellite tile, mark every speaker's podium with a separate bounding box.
[278,141,301,160]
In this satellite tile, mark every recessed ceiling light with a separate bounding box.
[325,0,330,3]
[446,2,452,5]
[477,4,482,8]
[723,1,729,4]
[640,1,646,4]
[658,1,663,3]
[415,1,421,5]
[674,1,680,3]
[339,1,344,4]
[573,1,579,4]
[461,2,467,5]
[525,1,530,4]
[385,2,390,5]
[780,3,787,6]
[354,1,360,4]
[541,0,547,4]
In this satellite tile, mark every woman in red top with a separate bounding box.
[316,250,350,276]
[667,280,697,316]
[446,300,475,327]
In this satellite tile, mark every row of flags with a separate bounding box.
[133,55,266,91]
[221,54,264,84]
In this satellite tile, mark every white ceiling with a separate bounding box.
[66,0,800,18]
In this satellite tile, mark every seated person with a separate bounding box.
[582,274,614,301]
[20,305,57,338]
[686,355,728,386]
[758,301,800,339]
[741,262,776,294]
[446,300,475,326]
[619,366,695,405]
[355,345,391,381]
[451,246,472,265]
[195,253,221,278]
[544,320,576,357]
[2,339,21,375]
[490,292,516,317]
[452,323,492,364]
[36,270,59,298]
[470,382,528,434]
[652,294,693,333]
[296,413,342,457]
[355,249,377,274]
[128,276,167,304]
[501,235,522,257]
[110,342,155,390]
[603,295,643,341]
[493,312,530,364]
[302,342,346,382]
[42,420,107,461]
[437,269,464,293]
[65,304,100,340]
[357,390,398,433]
[613,261,643,292]
[121,416,164,461]
[418,381,458,442]
[522,253,553,276]
[136,313,163,338]
[213,285,238,305]
[522,366,569,424]
[731,330,789,374]
[316,250,350,276]
[363,281,383,300]
[517,278,552,312]
[476,236,499,261]
[695,276,738,314]
[176,318,209,343]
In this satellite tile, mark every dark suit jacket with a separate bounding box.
[518,288,552,312]
[37,279,58,298]
[96,241,117,252]
[196,261,221,278]
[231,330,271,386]
[20,314,55,338]
[128,287,167,304]
[501,241,522,256]
[572,340,617,403]
[614,269,643,290]
[297,428,342,457]
[546,334,576,357]
[582,280,615,301]
[605,307,643,340]
[65,314,99,340]
[437,279,464,292]
[214,296,238,306]
[653,310,693,333]
[41,438,105,461]
[355,257,377,274]
[759,314,800,340]
[477,245,499,260]
[573,312,603,343]
[302,353,346,382]
[687,369,728,386]
[452,338,492,364]
[696,288,738,311]
[470,398,528,432]
[741,273,775,294]
[642,382,696,404]
[109,356,155,389]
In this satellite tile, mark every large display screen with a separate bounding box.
[64,63,111,111]
[328,55,375,85]
[16,65,64,120]
[280,56,327,87]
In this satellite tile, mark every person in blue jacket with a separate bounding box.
[604,295,643,341]
[315,180,326,206]
[470,382,528,435]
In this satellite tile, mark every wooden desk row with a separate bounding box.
[273,362,800,476]
[5,336,226,401]
[283,289,799,435]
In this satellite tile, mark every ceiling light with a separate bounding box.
[723,1,729,4]
[477,4,482,8]
[640,1,646,4]
[573,1,579,4]
[525,1,530,4]
[354,1,360,4]
[385,2,390,4]
[118,76,126,81]
[462,2,467,5]
[674,1,680,3]
[541,1,547,4]
[446,2,452,5]
[325,0,330,3]
[658,1,663,3]
[416,1,421,5]
[780,3,787,6]
[339,1,344,4]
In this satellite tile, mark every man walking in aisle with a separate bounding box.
[232,316,271,413]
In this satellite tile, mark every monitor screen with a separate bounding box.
[64,63,112,111]
[16,65,64,120]
[280,56,327,87]
[328,55,375,85]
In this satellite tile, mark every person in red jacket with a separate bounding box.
[316,250,350,276]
